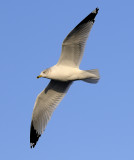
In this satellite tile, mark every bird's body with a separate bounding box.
[41,65,98,82]
[43,65,80,81]
[30,8,100,148]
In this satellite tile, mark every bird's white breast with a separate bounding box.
[47,65,81,81]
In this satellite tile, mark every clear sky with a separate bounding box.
[0,0,134,159]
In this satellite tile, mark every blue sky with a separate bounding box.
[0,0,134,159]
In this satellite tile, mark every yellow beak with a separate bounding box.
[37,75,42,79]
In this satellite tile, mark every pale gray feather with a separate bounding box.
[30,80,72,147]
[57,8,99,67]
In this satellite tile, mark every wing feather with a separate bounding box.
[30,80,72,148]
[57,8,99,67]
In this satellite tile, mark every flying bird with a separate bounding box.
[30,8,100,148]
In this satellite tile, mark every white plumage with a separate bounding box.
[30,8,100,148]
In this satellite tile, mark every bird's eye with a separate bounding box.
[43,71,46,74]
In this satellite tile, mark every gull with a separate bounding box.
[30,8,100,148]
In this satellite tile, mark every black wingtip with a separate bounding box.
[95,7,99,13]
[89,7,99,23]
[30,121,41,148]
[76,7,99,27]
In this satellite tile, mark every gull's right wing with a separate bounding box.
[30,80,72,148]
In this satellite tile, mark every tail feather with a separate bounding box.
[82,69,100,84]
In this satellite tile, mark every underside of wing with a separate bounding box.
[30,80,72,148]
[57,8,99,67]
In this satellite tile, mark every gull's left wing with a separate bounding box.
[57,8,99,67]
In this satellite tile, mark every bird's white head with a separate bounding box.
[37,68,50,79]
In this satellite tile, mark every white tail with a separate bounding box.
[82,69,100,84]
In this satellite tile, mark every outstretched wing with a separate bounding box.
[30,80,72,148]
[57,8,99,67]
